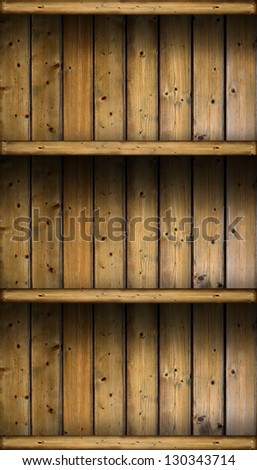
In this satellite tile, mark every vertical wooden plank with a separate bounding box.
[226,16,257,436]
[0,15,30,435]
[159,17,191,435]
[31,15,62,435]
[94,16,125,435]
[193,16,225,435]
[0,15,30,140]
[159,16,191,141]
[62,16,93,436]
[127,16,158,435]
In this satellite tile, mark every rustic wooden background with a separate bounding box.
[0,14,257,437]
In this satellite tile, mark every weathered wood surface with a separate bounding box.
[63,15,93,436]
[1,14,257,440]
[31,15,62,435]
[0,435,256,450]
[1,289,257,304]
[159,16,191,435]
[226,16,257,436]
[127,16,158,435]
[1,2,256,15]
[193,15,224,436]
[0,15,30,435]
[94,16,125,436]
[1,140,256,156]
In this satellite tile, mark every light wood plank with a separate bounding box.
[227,16,257,140]
[63,15,93,436]
[193,15,225,436]
[1,288,257,304]
[226,16,257,435]
[94,16,125,435]
[127,16,158,435]
[0,15,30,140]
[159,16,191,435]
[63,306,92,435]
[63,15,92,140]
[2,140,256,156]
[2,2,256,15]
[1,435,256,451]
[0,15,30,435]
[159,16,191,141]
[31,15,62,435]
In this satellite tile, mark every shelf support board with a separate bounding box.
[0,435,256,450]
[1,141,256,156]
[1,2,257,15]
[0,289,256,304]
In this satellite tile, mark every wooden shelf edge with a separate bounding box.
[0,435,256,450]
[1,289,256,304]
[1,2,256,15]
[1,141,256,156]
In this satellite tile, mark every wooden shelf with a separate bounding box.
[0,435,256,450]
[1,1,256,15]
[1,141,256,156]
[1,289,256,303]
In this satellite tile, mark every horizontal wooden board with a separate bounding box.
[0,435,256,450]
[1,141,256,156]
[1,2,256,15]
[1,289,257,303]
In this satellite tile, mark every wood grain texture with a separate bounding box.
[1,288,257,304]
[159,16,191,436]
[2,2,256,15]
[0,15,30,436]
[62,15,93,436]
[226,16,257,140]
[127,16,157,141]
[159,16,191,140]
[193,15,224,142]
[127,16,158,435]
[94,16,125,435]
[63,306,92,435]
[193,15,225,436]
[1,435,256,450]
[63,15,92,140]
[31,15,62,435]
[226,16,257,435]
[0,15,30,140]
[2,140,256,156]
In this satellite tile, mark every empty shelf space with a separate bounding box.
[1,140,256,156]
[1,1,256,15]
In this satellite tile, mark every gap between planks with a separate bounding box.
[0,141,256,156]
[1,2,256,15]
[0,435,256,450]
[0,289,257,304]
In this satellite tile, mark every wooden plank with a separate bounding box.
[62,15,93,436]
[94,16,125,435]
[31,15,62,435]
[226,16,257,435]
[227,16,257,140]
[159,16,191,435]
[1,288,257,304]
[1,435,256,451]
[63,16,92,140]
[159,16,191,140]
[193,15,225,436]
[2,2,256,15]
[2,140,256,156]
[0,15,30,140]
[127,16,158,435]
[0,15,30,435]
